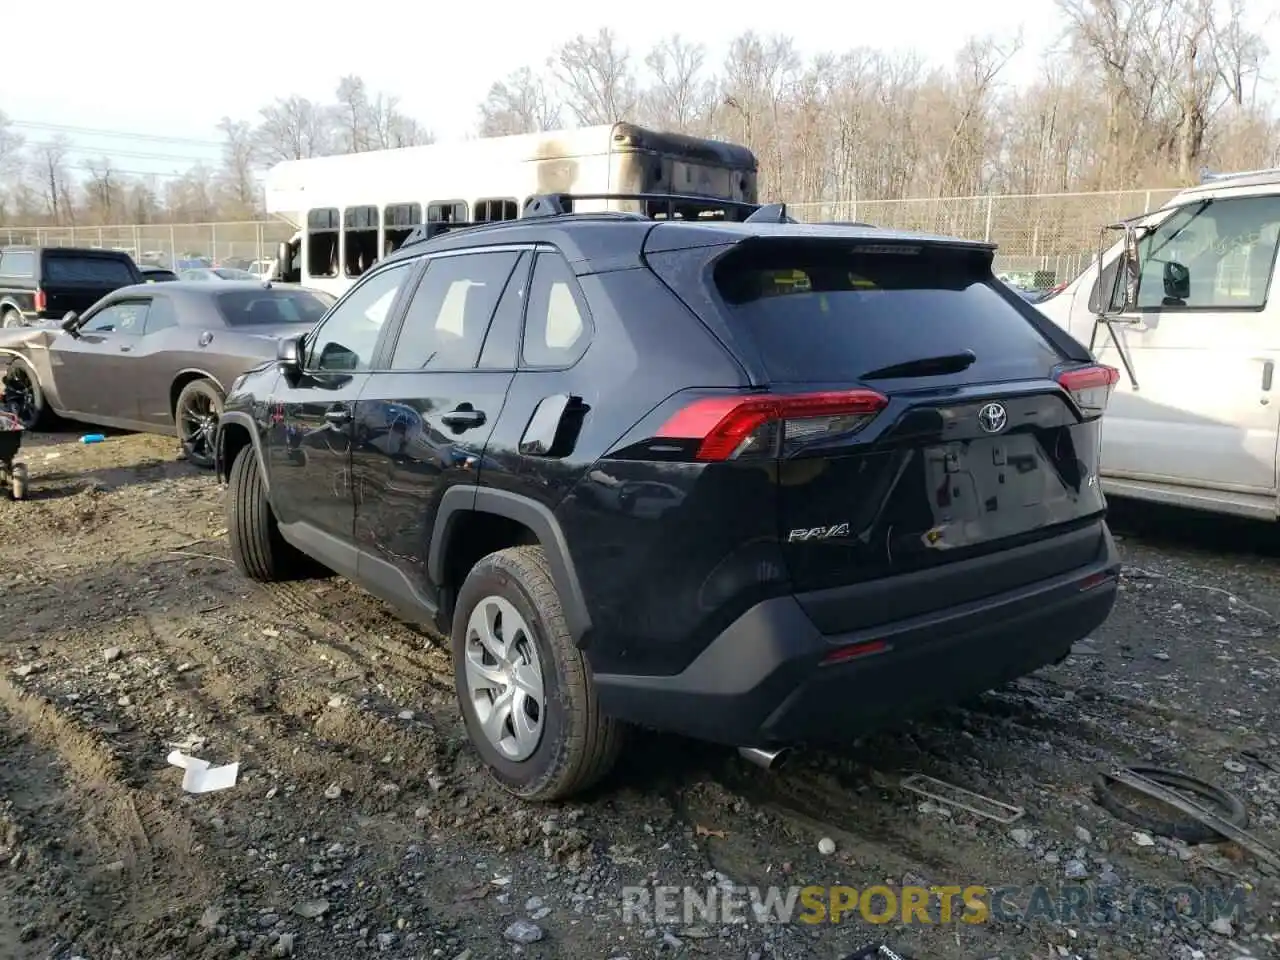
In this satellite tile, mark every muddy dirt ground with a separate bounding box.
[0,426,1277,960]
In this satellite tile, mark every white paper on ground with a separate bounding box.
[167,749,240,793]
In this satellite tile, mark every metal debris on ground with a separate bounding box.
[1098,766,1280,870]
[899,773,1025,824]
[1093,765,1248,844]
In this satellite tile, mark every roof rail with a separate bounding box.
[521,192,761,222]
[400,219,490,248]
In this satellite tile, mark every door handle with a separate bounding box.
[1263,360,1274,392]
[324,407,352,426]
[441,408,485,428]
[119,344,132,352]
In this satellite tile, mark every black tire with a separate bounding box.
[2,356,48,430]
[174,378,224,469]
[226,444,306,581]
[1093,767,1249,844]
[452,546,624,801]
[1,309,22,329]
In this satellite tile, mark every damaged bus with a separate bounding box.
[264,122,760,298]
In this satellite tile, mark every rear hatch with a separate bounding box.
[645,232,1115,623]
[39,250,141,315]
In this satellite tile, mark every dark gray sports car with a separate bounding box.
[0,281,334,467]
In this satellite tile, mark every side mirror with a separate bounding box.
[277,334,303,374]
[60,311,80,334]
[1162,260,1190,302]
[1094,222,1142,317]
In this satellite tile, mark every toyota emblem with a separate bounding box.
[977,402,1008,434]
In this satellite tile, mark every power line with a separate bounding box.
[11,119,223,147]
[64,145,220,164]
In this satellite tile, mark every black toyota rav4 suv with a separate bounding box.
[215,193,1121,801]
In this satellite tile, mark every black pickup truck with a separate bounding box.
[0,246,144,328]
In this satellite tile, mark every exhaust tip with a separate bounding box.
[738,746,790,771]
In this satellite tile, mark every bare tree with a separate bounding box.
[365,93,435,148]
[32,137,73,223]
[254,96,332,163]
[641,35,710,130]
[335,75,371,153]
[84,157,122,223]
[217,118,258,217]
[0,112,23,180]
[553,29,639,125]
[478,67,562,136]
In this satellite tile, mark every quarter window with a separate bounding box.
[521,253,591,368]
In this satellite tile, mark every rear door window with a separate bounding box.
[42,255,138,285]
[711,241,1065,384]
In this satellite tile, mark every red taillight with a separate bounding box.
[33,289,45,313]
[1055,364,1119,418]
[656,389,889,461]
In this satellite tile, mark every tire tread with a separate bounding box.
[459,545,624,801]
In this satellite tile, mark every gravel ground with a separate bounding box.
[0,426,1277,960]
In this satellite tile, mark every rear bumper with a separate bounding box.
[592,523,1121,747]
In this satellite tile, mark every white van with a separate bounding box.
[1037,167,1280,520]
[264,122,759,299]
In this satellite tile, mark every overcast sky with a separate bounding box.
[3,0,1277,181]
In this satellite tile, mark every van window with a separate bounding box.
[475,199,519,222]
[383,203,422,255]
[427,201,468,223]
[1136,196,1280,310]
[344,205,379,279]
[307,208,339,279]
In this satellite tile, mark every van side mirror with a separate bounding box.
[60,311,79,333]
[1162,260,1190,302]
[277,334,303,374]
[1093,222,1142,317]
[275,241,291,277]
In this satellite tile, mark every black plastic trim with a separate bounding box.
[428,485,592,644]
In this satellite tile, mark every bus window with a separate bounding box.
[427,200,468,223]
[307,208,339,278]
[344,205,379,278]
[475,199,519,222]
[384,203,422,255]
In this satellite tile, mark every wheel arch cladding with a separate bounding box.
[429,485,593,646]
[217,412,260,488]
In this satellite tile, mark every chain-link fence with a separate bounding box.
[0,221,298,269]
[0,187,1188,283]
[788,188,1183,286]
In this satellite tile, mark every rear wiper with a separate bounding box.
[860,350,976,380]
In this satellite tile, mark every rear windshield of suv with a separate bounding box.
[213,289,334,326]
[711,240,1064,383]
[43,254,138,285]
